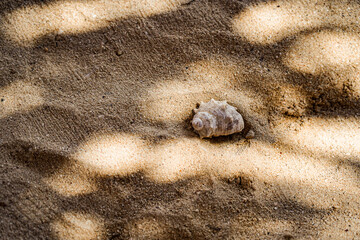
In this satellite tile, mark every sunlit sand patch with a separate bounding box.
[146,138,206,183]
[146,138,258,183]
[51,212,104,240]
[284,30,360,75]
[2,0,187,46]
[278,117,360,159]
[146,134,359,200]
[141,59,254,123]
[44,164,97,197]
[232,0,360,45]
[73,133,148,176]
[205,143,260,179]
[128,217,169,239]
[232,0,320,44]
[263,150,360,210]
[140,83,208,123]
[214,140,360,209]
[0,81,44,118]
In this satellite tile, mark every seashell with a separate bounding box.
[191,99,244,138]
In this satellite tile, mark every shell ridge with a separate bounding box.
[191,99,244,138]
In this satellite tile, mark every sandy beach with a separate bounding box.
[0,0,359,239]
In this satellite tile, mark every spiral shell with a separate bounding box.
[191,99,244,138]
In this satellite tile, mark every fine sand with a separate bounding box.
[1,0,359,239]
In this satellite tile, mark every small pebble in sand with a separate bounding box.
[245,129,255,139]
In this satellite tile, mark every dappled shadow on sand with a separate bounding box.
[1,142,329,239]
[1,0,360,239]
